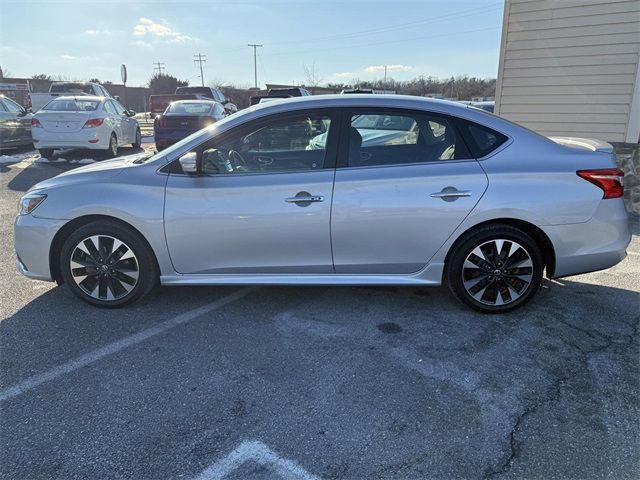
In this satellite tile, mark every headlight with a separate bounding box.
[18,193,47,216]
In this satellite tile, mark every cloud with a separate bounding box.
[60,54,77,60]
[85,28,112,35]
[132,40,152,48]
[334,72,355,78]
[364,64,413,73]
[132,17,195,43]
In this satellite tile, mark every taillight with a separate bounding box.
[83,118,104,129]
[577,168,624,199]
[154,116,165,128]
[31,118,42,128]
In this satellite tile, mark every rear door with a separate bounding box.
[0,101,16,146]
[112,100,136,144]
[103,101,123,142]
[331,108,489,274]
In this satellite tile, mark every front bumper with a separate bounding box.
[14,214,66,281]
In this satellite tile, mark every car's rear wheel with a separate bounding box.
[59,221,158,307]
[38,148,54,159]
[106,133,118,158]
[132,128,141,149]
[446,225,543,313]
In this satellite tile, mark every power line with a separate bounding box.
[248,44,263,89]
[194,53,207,87]
[153,61,165,75]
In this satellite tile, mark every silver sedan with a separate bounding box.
[14,95,631,313]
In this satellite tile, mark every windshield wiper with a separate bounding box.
[132,152,155,164]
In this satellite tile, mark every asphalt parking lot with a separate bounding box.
[1,149,639,480]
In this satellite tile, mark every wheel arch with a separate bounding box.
[444,218,556,278]
[49,214,159,284]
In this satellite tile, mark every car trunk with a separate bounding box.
[37,112,93,133]
[157,115,212,130]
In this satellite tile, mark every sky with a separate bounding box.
[0,0,504,88]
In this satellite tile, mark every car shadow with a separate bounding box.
[1,278,637,389]
[4,145,150,192]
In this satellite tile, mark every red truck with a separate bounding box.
[148,86,237,116]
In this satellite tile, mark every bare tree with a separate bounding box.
[303,63,324,91]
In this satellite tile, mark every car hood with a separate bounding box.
[30,156,138,192]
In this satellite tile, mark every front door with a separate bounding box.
[331,108,489,274]
[164,110,339,274]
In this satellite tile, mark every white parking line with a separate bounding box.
[0,287,258,403]
[194,440,321,480]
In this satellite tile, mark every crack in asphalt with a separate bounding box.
[483,314,640,480]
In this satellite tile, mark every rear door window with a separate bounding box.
[343,109,471,167]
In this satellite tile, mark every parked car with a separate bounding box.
[28,82,114,112]
[249,87,311,105]
[154,100,226,151]
[148,86,237,116]
[15,95,630,312]
[472,101,495,113]
[0,94,33,149]
[31,96,141,158]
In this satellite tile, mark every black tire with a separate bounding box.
[446,224,544,314]
[132,128,141,149]
[59,220,158,308]
[38,148,54,159]
[106,133,118,158]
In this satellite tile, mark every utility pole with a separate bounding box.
[194,53,206,87]
[247,44,263,89]
[153,61,165,75]
[384,65,388,91]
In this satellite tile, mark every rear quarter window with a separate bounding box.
[455,118,508,158]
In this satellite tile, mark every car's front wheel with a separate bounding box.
[446,224,543,313]
[59,220,158,307]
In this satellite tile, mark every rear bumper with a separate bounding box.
[32,129,109,150]
[543,199,632,278]
[14,214,65,282]
[154,129,198,148]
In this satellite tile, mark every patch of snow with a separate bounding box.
[69,158,96,164]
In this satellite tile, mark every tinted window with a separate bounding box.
[50,83,94,94]
[0,101,7,112]
[345,111,470,167]
[43,99,100,111]
[166,102,213,115]
[3,98,23,113]
[202,113,331,174]
[111,100,127,115]
[456,119,508,158]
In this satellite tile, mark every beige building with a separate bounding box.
[495,0,640,144]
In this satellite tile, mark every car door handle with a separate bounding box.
[430,188,472,201]
[286,195,324,203]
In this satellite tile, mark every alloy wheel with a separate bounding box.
[70,235,139,301]
[461,239,534,306]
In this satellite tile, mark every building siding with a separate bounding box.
[495,0,640,143]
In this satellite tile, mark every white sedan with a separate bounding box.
[31,96,141,158]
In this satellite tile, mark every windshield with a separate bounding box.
[175,87,212,96]
[165,102,213,115]
[42,99,100,111]
[50,83,94,94]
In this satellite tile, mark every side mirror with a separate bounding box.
[114,96,121,102]
[178,151,198,174]
[126,110,136,117]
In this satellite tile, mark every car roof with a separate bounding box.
[46,95,105,101]
[169,100,218,105]
[247,94,472,115]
